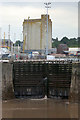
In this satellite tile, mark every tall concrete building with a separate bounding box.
[23,14,52,52]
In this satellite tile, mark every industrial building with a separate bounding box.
[57,44,69,54]
[23,14,52,53]
[0,39,13,51]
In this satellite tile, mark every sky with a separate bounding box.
[0,1,79,42]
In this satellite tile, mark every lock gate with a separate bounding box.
[13,61,72,99]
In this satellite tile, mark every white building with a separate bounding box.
[69,48,80,52]
[69,48,80,55]
[23,14,52,52]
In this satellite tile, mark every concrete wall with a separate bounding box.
[0,63,2,100]
[0,62,2,119]
[69,63,80,102]
[41,15,52,50]
[23,14,52,51]
[23,20,41,50]
[2,61,79,102]
[2,62,15,100]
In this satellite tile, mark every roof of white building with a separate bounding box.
[69,48,80,51]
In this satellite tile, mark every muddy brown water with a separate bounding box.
[2,98,78,118]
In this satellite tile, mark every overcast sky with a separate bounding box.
[0,1,78,42]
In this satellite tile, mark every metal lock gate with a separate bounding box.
[13,61,72,99]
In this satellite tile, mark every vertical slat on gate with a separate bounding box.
[47,61,72,98]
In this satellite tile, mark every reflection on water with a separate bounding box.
[2,98,78,118]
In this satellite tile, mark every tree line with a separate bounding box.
[52,37,80,48]
[14,37,80,48]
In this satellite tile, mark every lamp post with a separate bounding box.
[18,44,19,60]
[44,2,51,56]
[27,16,30,51]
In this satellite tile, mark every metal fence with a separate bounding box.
[13,60,72,99]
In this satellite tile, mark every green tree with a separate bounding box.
[14,40,22,46]
[52,37,78,48]
[60,37,69,44]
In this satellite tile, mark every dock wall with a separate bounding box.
[2,62,15,100]
[69,63,80,102]
[2,61,79,102]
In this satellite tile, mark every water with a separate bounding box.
[2,98,78,118]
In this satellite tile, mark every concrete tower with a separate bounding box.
[23,14,52,52]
